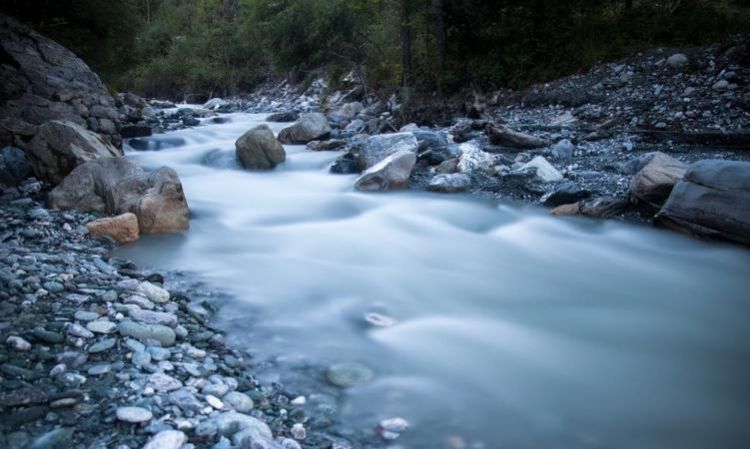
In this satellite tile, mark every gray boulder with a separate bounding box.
[235,125,286,170]
[656,160,750,245]
[0,145,33,186]
[357,132,419,170]
[48,157,190,234]
[354,151,416,192]
[26,120,121,185]
[278,113,331,144]
[0,14,121,147]
[629,152,687,205]
[327,101,364,124]
[427,173,471,193]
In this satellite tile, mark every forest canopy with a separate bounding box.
[2,0,749,99]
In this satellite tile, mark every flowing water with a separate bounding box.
[118,112,750,449]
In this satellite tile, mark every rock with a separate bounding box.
[486,124,550,149]
[116,406,153,423]
[120,125,152,139]
[326,362,374,387]
[666,53,689,69]
[203,98,228,110]
[212,411,272,438]
[629,152,687,205]
[0,14,121,148]
[24,427,74,449]
[222,391,254,412]
[579,197,629,219]
[138,282,170,303]
[6,336,31,351]
[357,133,419,170]
[550,202,581,217]
[66,323,94,338]
[306,139,347,151]
[540,182,590,207]
[86,320,116,334]
[330,152,360,174]
[291,423,306,440]
[457,143,494,173]
[118,320,176,346]
[87,338,116,353]
[182,117,201,126]
[354,151,416,192]
[142,430,186,449]
[48,157,190,233]
[266,112,299,123]
[344,119,365,134]
[427,173,471,193]
[278,113,331,144]
[25,121,121,185]
[517,156,563,182]
[550,139,574,159]
[235,125,286,170]
[656,160,750,245]
[169,389,203,412]
[713,80,729,91]
[148,373,183,392]
[129,309,178,327]
[0,146,33,186]
[85,213,140,243]
[328,102,364,124]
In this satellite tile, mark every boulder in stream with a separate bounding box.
[235,124,286,170]
[85,212,140,243]
[278,113,331,144]
[354,150,416,191]
[629,152,687,205]
[357,132,419,170]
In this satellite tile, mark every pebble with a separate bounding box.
[116,406,153,423]
[326,362,374,387]
[130,309,178,327]
[142,430,186,449]
[206,394,224,409]
[148,373,183,392]
[137,281,170,303]
[118,320,176,346]
[124,294,154,309]
[66,323,94,338]
[222,391,254,412]
[86,320,117,334]
[87,338,116,353]
[291,423,306,440]
[24,427,74,449]
[6,335,32,351]
[74,311,100,321]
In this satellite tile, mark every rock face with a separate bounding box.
[629,152,687,205]
[354,151,416,192]
[278,113,331,144]
[25,121,121,185]
[48,157,190,234]
[357,133,419,170]
[0,14,121,147]
[486,124,550,149]
[85,212,139,243]
[235,125,286,170]
[656,160,750,245]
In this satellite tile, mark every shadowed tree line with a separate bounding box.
[2,0,748,99]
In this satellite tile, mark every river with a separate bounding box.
[117,111,750,449]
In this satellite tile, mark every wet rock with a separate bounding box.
[540,182,590,207]
[169,389,203,412]
[118,320,176,346]
[306,139,346,151]
[344,119,365,134]
[130,309,178,327]
[629,152,687,205]
[278,113,331,144]
[235,125,286,170]
[87,338,116,353]
[378,417,409,440]
[656,160,750,245]
[222,391,254,412]
[517,156,563,182]
[138,282,170,303]
[121,125,152,139]
[85,319,116,334]
[486,124,549,149]
[357,133,419,170]
[354,151,416,192]
[291,423,306,440]
[148,373,183,392]
[85,213,140,243]
[0,388,49,407]
[326,362,374,387]
[6,335,31,351]
[328,102,364,124]
[26,121,121,185]
[266,112,299,123]
[428,173,471,193]
[66,323,94,338]
[579,197,629,219]
[25,427,74,449]
[142,430,186,449]
[212,411,272,438]
[116,406,153,423]
[550,139,574,159]
[204,98,228,110]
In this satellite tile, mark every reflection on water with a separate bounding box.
[118,113,750,449]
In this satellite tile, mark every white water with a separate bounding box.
[119,113,750,449]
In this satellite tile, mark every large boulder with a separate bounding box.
[26,120,121,185]
[48,157,189,234]
[327,102,364,124]
[0,14,121,147]
[278,113,331,144]
[357,133,419,170]
[655,160,750,245]
[629,152,687,205]
[0,145,33,186]
[354,151,416,192]
[235,125,286,170]
[486,124,549,149]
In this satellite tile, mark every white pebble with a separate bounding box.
[6,336,31,351]
[291,423,306,440]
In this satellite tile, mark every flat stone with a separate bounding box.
[116,406,153,423]
[148,373,182,392]
[326,362,374,387]
[213,411,272,438]
[87,338,116,353]
[6,335,31,351]
[137,282,170,303]
[118,320,176,346]
[86,320,117,334]
[74,311,100,321]
[129,309,178,327]
[222,391,254,412]
[142,430,186,449]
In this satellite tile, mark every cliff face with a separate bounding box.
[0,13,121,148]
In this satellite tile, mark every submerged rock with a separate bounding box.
[326,362,374,387]
[235,124,286,170]
[354,151,416,192]
[278,113,331,144]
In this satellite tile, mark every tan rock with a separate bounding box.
[86,213,139,243]
[630,152,687,205]
[550,202,580,216]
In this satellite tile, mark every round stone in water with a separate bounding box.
[326,362,374,387]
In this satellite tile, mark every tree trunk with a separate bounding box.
[400,0,413,88]
[432,0,446,95]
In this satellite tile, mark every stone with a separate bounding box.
[0,14,121,149]
[169,389,203,412]
[203,98,228,110]
[327,102,364,123]
[85,213,140,243]
[25,121,121,185]
[344,119,365,134]
[517,156,563,182]
[0,146,33,186]
[24,427,74,449]
[138,282,170,303]
[656,160,750,245]
[142,430,186,449]
[148,373,183,392]
[87,338,116,353]
[666,53,689,69]
[326,362,374,387]
[266,112,299,122]
[486,124,549,149]
[427,173,471,193]
[330,152,360,174]
[86,320,117,334]
[222,391,254,412]
[540,182,590,207]
[306,139,347,151]
[130,309,178,327]
[354,151,416,192]
[235,125,286,170]
[356,133,419,170]
[291,423,306,440]
[550,139,574,159]
[278,113,331,144]
[120,125,152,139]
[579,197,629,219]
[457,143,494,173]
[116,406,153,423]
[213,411,272,438]
[66,323,94,338]
[118,320,176,346]
[6,335,31,351]
[629,152,687,205]
[206,395,224,409]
